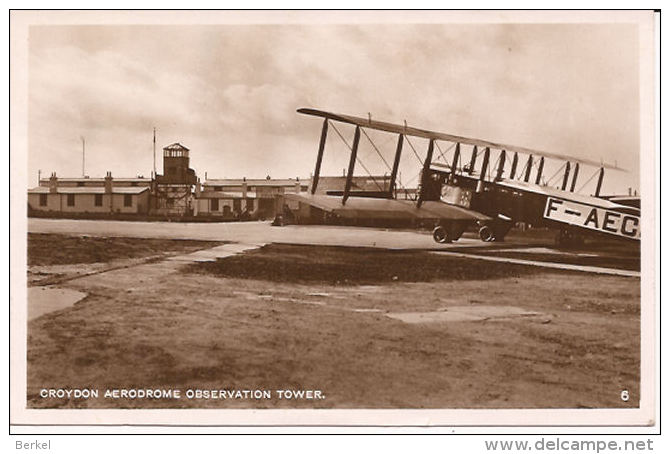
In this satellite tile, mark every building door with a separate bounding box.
[258,198,275,219]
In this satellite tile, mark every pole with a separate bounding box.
[81,137,85,177]
[153,127,157,178]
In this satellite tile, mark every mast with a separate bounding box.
[153,127,157,177]
[81,136,85,177]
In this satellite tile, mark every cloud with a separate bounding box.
[27,23,640,193]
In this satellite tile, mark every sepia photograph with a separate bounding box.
[9,9,658,430]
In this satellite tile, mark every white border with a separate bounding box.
[9,9,659,432]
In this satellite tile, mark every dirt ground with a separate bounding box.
[26,234,640,410]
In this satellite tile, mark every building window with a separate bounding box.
[39,194,47,206]
[131,182,138,187]
[211,199,219,211]
[124,194,132,207]
[67,194,75,206]
[77,182,84,187]
[246,199,254,211]
[94,194,103,206]
[233,199,241,212]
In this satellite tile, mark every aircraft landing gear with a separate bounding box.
[433,225,451,243]
[432,221,467,244]
[478,225,495,242]
[477,220,513,242]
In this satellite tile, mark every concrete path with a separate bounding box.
[28,287,87,320]
[166,242,266,262]
[28,218,481,250]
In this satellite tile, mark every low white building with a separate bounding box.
[28,172,151,215]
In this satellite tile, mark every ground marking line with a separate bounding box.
[430,251,640,278]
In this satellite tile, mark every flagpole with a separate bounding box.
[153,127,156,178]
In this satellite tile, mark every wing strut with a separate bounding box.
[476,147,490,193]
[534,157,545,185]
[524,155,533,182]
[495,149,506,181]
[468,146,477,175]
[561,162,571,191]
[594,167,605,197]
[570,163,580,192]
[311,118,328,194]
[416,139,435,208]
[388,134,404,198]
[509,152,518,180]
[342,126,361,205]
[449,142,460,183]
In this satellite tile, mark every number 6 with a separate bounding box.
[621,390,629,401]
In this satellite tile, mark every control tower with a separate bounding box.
[154,143,198,215]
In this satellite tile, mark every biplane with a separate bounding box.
[286,108,641,245]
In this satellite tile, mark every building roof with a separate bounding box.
[204,178,307,187]
[163,142,189,152]
[198,191,257,199]
[29,187,150,195]
[39,177,151,184]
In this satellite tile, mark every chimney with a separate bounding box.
[104,171,113,194]
[242,177,247,198]
[195,177,201,197]
[49,172,58,193]
[295,177,301,194]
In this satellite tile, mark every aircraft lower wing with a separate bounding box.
[285,193,491,222]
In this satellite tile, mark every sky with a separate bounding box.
[27,22,641,194]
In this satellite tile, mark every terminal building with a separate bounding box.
[195,177,307,219]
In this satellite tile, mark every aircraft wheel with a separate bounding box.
[432,225,451,243]
[479,225,495,242]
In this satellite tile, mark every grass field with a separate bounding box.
[184,244,547,284]
[26,234,641,410]
[28,233,223,266]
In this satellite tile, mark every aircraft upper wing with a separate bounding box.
[285,193,491,222]
[297,108,625,171]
